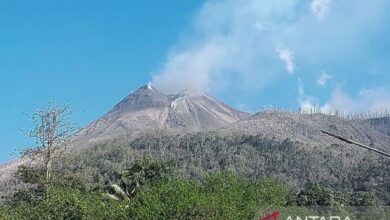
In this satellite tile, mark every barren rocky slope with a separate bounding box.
[224,111,390,152]
[78,84,249,143]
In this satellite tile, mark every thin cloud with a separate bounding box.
[311,0,331,19]
[323,87,390,113]
[276,47,295,74]
[317,71,333,86]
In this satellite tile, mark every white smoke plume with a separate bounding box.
[152,0,307,94]
[151,0,390,113]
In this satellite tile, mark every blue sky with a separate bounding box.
[1,0,390,163]
[0,0,201,162]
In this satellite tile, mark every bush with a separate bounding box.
[0,187,128,220]
[295,183,349,207]
[1,172,289,220]
[128,172,289,220]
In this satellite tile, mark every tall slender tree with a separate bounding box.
[22,103,77,192]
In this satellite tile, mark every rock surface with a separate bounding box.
[78,85,249,143]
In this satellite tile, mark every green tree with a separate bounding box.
[105,157,172,200]
[295,183,348,207]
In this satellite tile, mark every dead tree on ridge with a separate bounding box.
[320,130,390,158]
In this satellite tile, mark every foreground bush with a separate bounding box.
[0,172,289,220]
[128,173,289,220]
[0,187,128,220]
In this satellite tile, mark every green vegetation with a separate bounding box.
[128,173,288,220]
[0,187,127,220]
[0,159,290,220]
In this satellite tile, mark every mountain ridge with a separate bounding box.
[223,110,390,151]
[75,84,390,154]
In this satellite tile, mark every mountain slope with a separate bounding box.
[366,116,390,136]
[223,111,390,152]
[78,84,249,143]
[75,85,390,152]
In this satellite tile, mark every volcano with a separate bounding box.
[78,84,250,143]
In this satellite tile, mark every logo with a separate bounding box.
[260,211,280,220]
[259,211,351,220]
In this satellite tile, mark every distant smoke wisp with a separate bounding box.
[298,79,317,112]
[311,0,331,19]
[323,87,390,113]
[276,47,295,74]
[317,71,333,87]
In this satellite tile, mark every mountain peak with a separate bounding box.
[147,82,154,90]
[136,83,205,97]
[109,84,168,114]
[79,83,249,142]
[134,82,158,93]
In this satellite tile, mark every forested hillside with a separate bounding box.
[65,132,390,202]
[1,130,390,219]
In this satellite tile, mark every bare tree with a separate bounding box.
[22,103,77,192]
[320,130,390,158]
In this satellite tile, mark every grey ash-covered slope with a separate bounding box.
[224,111,390,152]
[366,116,390,136]
[79,84,250,142]
[79,84,390,151]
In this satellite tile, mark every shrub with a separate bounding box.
[128,172,289,220]
[0,187,127,220]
